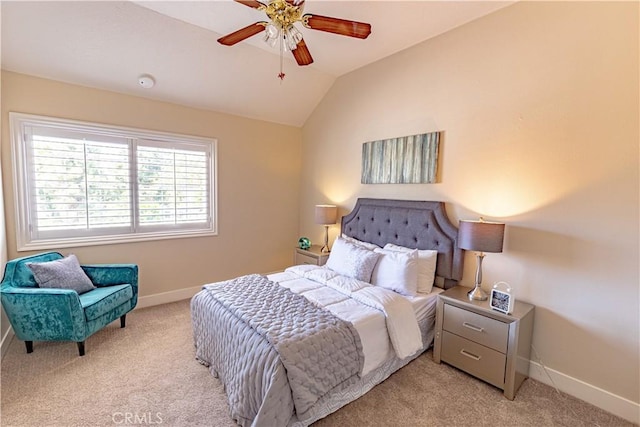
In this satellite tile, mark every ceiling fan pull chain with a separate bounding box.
[278,32,286,81]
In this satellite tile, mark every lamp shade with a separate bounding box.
[458,219,505,253]
[315,205,338,225]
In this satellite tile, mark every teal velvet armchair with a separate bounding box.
[0,252,138,356]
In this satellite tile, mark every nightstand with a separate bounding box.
[433,286,535,400]
[294,245,329,266]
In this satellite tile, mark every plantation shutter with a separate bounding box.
[136,139,211,230]
[25,125,132,240]
[12,113,216,250]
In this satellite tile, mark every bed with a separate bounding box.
[191,198,464,426]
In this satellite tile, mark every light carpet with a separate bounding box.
[0,299,633,427]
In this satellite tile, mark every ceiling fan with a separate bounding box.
[217,0,372,80]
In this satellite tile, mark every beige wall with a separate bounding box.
[301,2,639,405]
[1,71,302,340]
[1,0,637,415]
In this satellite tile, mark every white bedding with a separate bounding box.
[267,265,441,376]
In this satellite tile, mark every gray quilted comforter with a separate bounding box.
[191,274,364,426]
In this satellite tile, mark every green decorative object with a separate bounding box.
[298,237,311,250]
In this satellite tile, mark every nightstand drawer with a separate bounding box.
[294,246,329,266]
[296,252,320,265]
[441,331,506,389]
[443,304,509,353]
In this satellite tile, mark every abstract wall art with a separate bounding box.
[361,131,440,184]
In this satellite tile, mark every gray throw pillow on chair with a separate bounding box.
[28,254,96,294]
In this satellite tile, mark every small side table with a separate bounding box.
[433,286,535,400]
[294,245,329,266]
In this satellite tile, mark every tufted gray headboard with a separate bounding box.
[341,198,464,289]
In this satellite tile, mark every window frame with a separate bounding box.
[10,112,218,251]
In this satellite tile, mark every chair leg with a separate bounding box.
[77,341,85,356]
[120,314,126,328]
[25,341,33,354]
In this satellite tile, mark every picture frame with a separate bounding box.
[490,282,514,314]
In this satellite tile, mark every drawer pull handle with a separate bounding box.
[460,349,481,361]
[463,322,484,333]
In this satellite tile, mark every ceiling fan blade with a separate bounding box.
[217,22,267,46]
[302,14,371,39]
[292,39,313,66]
[235,0,266,9]
[285,0,305,6]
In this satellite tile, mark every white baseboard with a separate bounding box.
[136,285,640,424]
[0,286,202,359]
[1,325,14,360]
[529,360,640,424]
[4,287,638,424]
[135,285,203,309]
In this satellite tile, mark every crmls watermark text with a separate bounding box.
[112,412,163,425]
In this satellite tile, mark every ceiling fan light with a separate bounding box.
[289,25,303,44]
[265,23,279,39]
[285,31,298,51]
[264,25,280,48]
[267,36,279,48]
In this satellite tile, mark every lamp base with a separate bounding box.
[321,225,331,253]
[468,285,488,301]
[468,252,488,300]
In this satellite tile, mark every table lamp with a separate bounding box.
[458,218,505,301]
[315,205,337,253]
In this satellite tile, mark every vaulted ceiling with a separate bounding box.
[1,1,514,127]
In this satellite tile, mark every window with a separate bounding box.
[10,113,217,250]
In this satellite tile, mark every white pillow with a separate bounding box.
[326,237,381,282]
[370,248,419,296]
[384,243,437,294]
[340,234,380,251]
